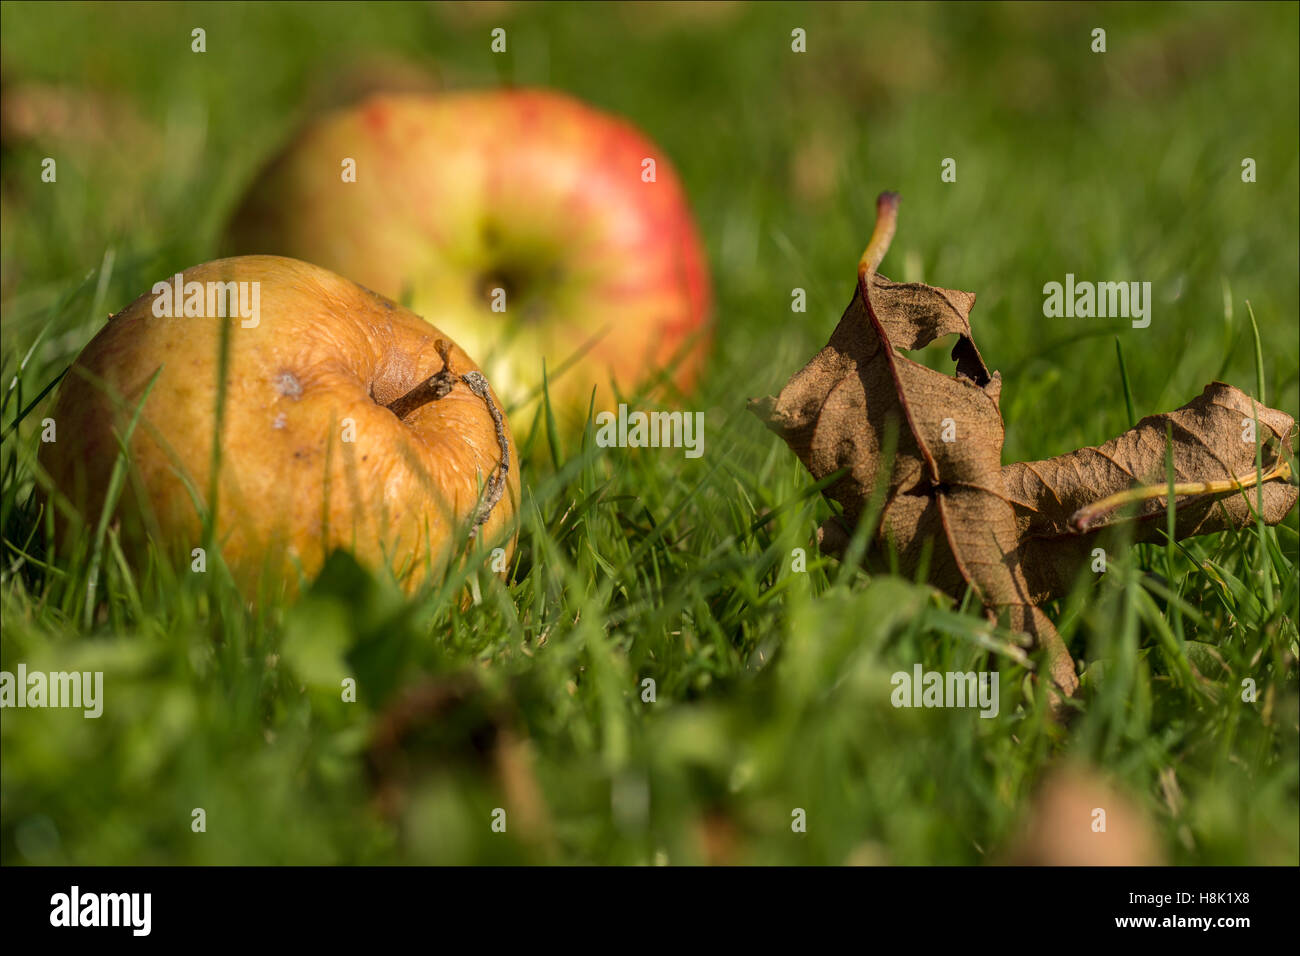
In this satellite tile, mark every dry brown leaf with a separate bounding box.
[1007,383,1296,604]
[750,193,1297,696]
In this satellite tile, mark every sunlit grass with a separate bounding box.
[1,0,1297,865]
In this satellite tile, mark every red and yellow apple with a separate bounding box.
[225,89,712,416]
[39,255,519,598]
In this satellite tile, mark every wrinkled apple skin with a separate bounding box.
[39,256,519,599]
[226,89,712,414]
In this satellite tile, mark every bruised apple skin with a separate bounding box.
[225,89,712,415]
[39,255,519,598]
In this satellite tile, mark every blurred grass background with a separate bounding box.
[1,1,1297,865]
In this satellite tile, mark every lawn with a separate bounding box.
[1,1,1297,865]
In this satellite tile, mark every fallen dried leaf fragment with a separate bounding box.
[750,193,1297,696]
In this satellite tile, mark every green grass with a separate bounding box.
[2,1,1297,865]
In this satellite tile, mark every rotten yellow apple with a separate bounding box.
[39,255,519,598]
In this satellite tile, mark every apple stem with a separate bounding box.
[382,340,511,539]
[385,340,457,420]
[460,369,510,538]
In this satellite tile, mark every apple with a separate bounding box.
[38,255,519,599]
[225,89,712,416]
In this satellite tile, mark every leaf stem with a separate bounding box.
[1069,459,1293,532]
[858,192,900,281]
